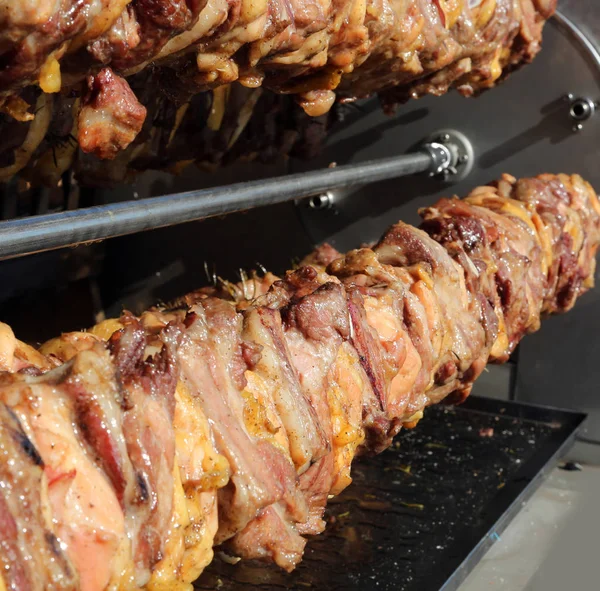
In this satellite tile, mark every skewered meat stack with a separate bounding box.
[0,0,555,185]
[0,171,598,590]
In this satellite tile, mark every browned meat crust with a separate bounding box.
[78,67,147,159]
[0,0,556,184]
[0,172,597,588]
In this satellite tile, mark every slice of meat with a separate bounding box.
[36,314,183,587]
[419,199,504,357]
[179,297,310,569]
[277,270,352,534]
[146,378,228,589]
[324,251,405,450]
[59,344,138,509]
[109,315,182,586]
[0,0,92,92]
[323,340,367,496]
[463,193,546,350]
[179,298,289,543]
[228,503,306,571]
[360,284,412,414]
[328,249,416,414]
[420,191,542,362]
[344,288,386,399]
[346,287,400,453]
[374,222,488,404]
[225,441,308,570]
[109,0,207,72]
[40,330,104,363]
[78,67,147,160]
[38,310,230,590]
[299,243,343,269]
[87,5,142,64]
[0,365,132,591]
[241,304,327,474]
[0,402,78,591]
[505,173,600,313]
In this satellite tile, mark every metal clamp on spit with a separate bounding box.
[418,129,474,181]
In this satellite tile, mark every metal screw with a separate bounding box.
[309,192,334,210]
[565,95,596,134]
[458,154,469,164]
[439,133,451,143]
[569,98,595,121]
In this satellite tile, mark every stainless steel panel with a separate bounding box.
[515,264,600,443]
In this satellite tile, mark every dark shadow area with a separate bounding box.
[0,243,106,343]
[479,97,576,169]
[322,107,430,165]
[296,169,457,248]
[97,201,313,317]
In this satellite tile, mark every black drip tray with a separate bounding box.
[195,396,585,591]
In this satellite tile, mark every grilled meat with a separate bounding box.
[78,68,147,160]
[0,172,598,590]
[0,0,556,184]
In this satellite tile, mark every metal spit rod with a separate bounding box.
[0,134,470,260]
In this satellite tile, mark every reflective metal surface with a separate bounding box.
[0,150,436,260]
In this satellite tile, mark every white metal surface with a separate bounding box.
[459,442,600,591]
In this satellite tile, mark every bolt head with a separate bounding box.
[308,191,335,210]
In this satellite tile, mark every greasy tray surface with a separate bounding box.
[196,396,585,591]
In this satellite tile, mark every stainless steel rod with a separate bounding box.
[0,150,434,260]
